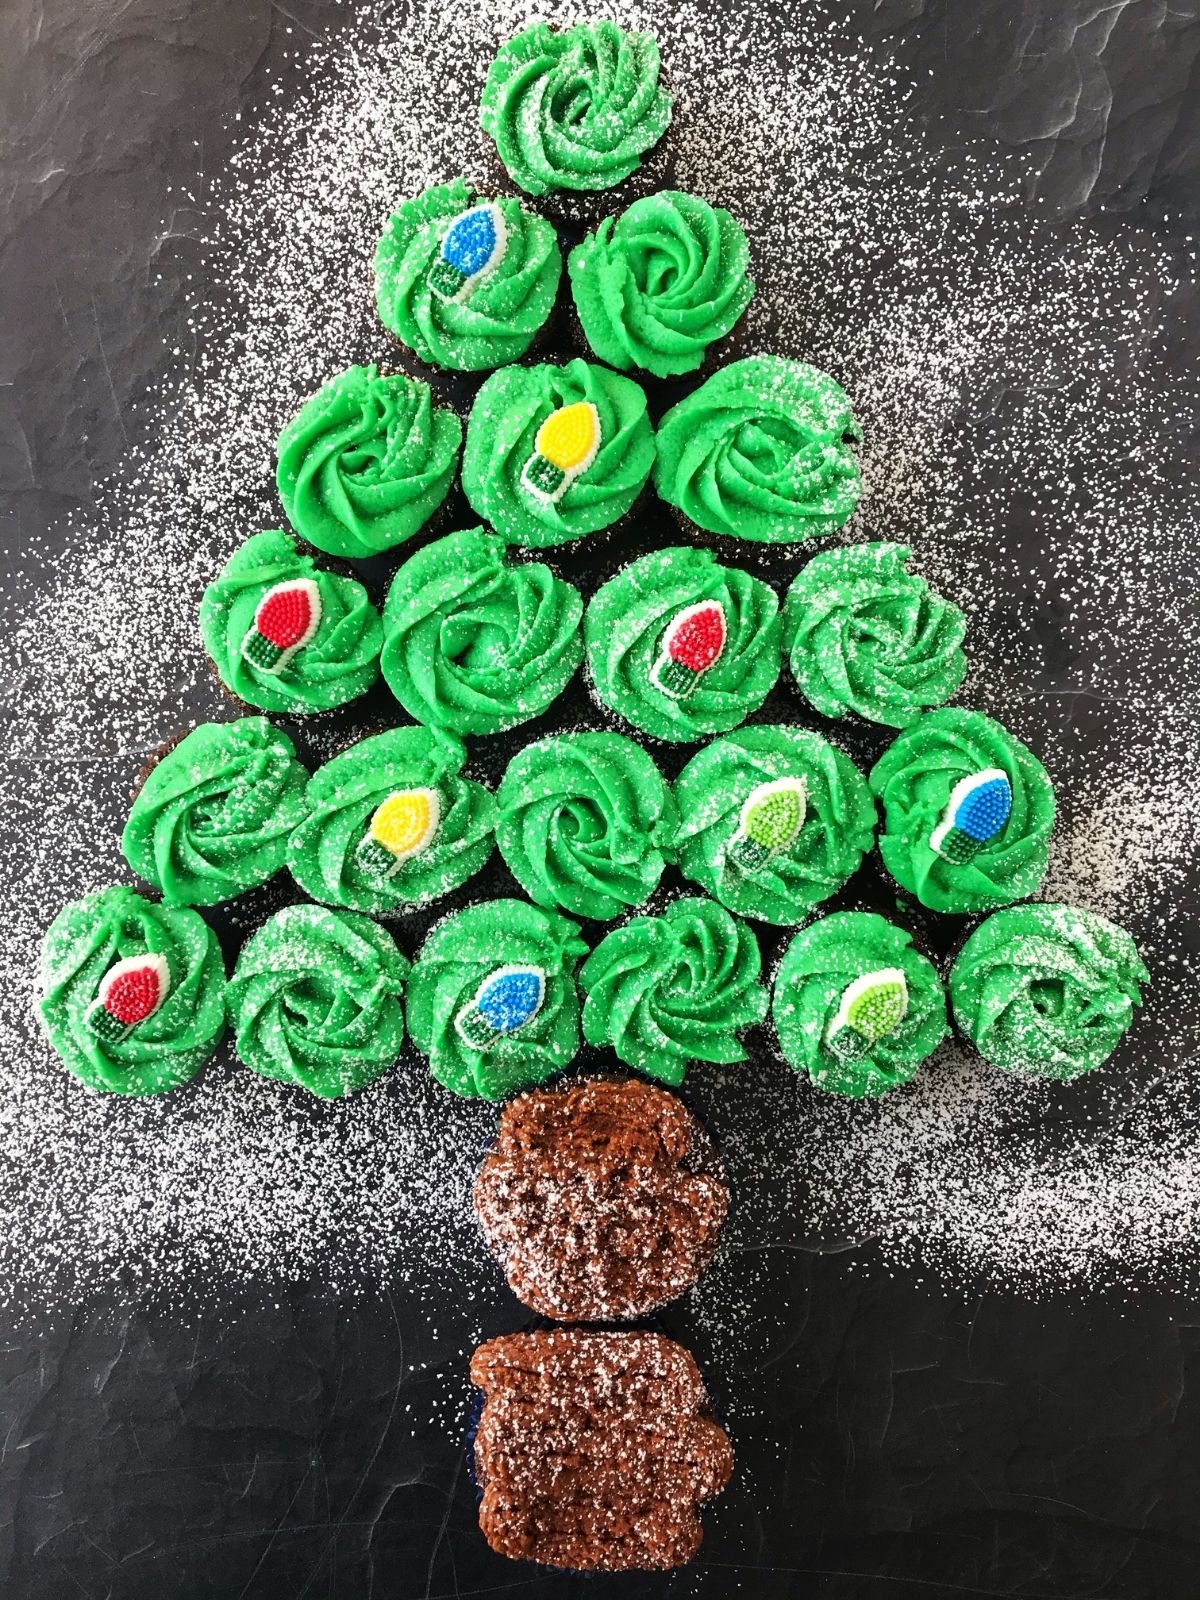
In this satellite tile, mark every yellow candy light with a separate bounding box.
[522,401,601,502]
[356,788,440,880]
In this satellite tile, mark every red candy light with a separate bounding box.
[85,953,170,1043]
[651,600,727,700]
[242,578,322,673]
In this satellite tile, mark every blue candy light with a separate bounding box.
[930,768,1012,863]
[429,203,507,304]
[455,964,545,1050]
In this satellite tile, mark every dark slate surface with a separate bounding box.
[3,2,1200,1596]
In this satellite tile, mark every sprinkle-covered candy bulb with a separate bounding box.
[84,953,170,1043]
[651,601,727,700]
[824,968,909,1062]
[355,788,441,881]
[727,777,806,873]
[930,768,1012,862]
[456,965,546,1050]
[241,578,322,673]
[521,402,601,502]
[429,203,508,303]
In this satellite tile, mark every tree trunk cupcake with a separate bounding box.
[380,526,583,736]
[372,179,563,375]
[585,545,782,742]
[461,357,655,549]
[868,708,1055,914]
[672,724,877,926]
[772,911,947,1098]
[121,717,308,907]
[276,364,461,557]
[287,726,495,915]
[199,528,382,714]
[654,355,863,542]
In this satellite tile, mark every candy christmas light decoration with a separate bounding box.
[84,953,171,1043]
[650,600,727,699]
[930,769,1012,863]
[455,965,546,1050]
[726,777,806,872]
[241,579,322,673]
[429,203,508,303]
[355,789,441,880]
[825,968,908,1062]
[521,402,601,502]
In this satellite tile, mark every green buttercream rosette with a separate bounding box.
[480,21,672,197]
[122,718,308,907]
[380,527,583,737]
[199,529,382,714]
[585,545,782,742]
[288,727,495,915]
[227,904,407,1099]
[950,903,1147,1081]
[784,542,967,727]
[773,911,947,1098]
[495,731,676,921]
[672,725,876,925]
[373,179,562,372]
[581,896,767,1085]
[38,886,226,1096]
[276,364,461,557]
[462,358,655,548]
[869,709,1055,915]
[407,898,587,1100]
[569,191,753,378]
[654,356,862,542]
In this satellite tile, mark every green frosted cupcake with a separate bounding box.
[784,542,967,727]
[199,528,382,714]
[654,356,863,542]
[773,911,947,1098]
[673,725,876,925]
[122,718,308,906]
[568,192,753,378]
[276,364,461,557]
[380,526,583,736]
[495,732,676,921]
[38,886,226,1096]
[373,179,562,373]
[227,904,407,1099]
[480,21,672,203]
[462,358,655,549]
[580,896,767,1085]
[288,727,495,915]
[950,903,1147,1081]
[585,545,782,743]
[869,709,1055,915]
[407,898,587,1100]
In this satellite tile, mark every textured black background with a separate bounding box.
[4,2,1200,1596]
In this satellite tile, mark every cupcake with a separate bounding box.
[494,731,676,921]
[198,528,383,714]
[472,1077,729,1320]
[654,356,863,542]
[869,708,1055,914]
[461,357,655,549]
[380,526,583,736]
[226,903,407,1099]
[783,542,968,727]
[585,545,782,742]
[568,191,754,378]
[38,886,226,1096]
[479,21,673,223]
[672,724,876,926]
[772,911,947,1097]
[372,178,562,374]
[287,726,495,915]
[406,898,587,1100]
[470,1329,733,1572]
[276,364,461,557]
[121,717,308,907]
[950,903,1148,1081]
[581,897,768,1084]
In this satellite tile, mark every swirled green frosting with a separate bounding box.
[654,356,863,542]
[585,545,782,742]
[373,179,562,372]
[121,718,308,907]
[672,725,876,925]
[199,529,382,713]
[226,904,407,1098]
[38,886,226,1095]
[773,911,947,1097]
[407,898,587,1100]
[495,732,676,921]
[568,191,753,378]
[950,903,1147,1080]
[462,358,654,548]
[276,364,461,556]
[784,542,967,727]
[480,21,672,197]
[380,526,583,736]
[287,726,495,915]
[580,896,767,1084]
[869,709,1055,914]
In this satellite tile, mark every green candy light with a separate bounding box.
[726,777,806,873]
[825,967,908,1062]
